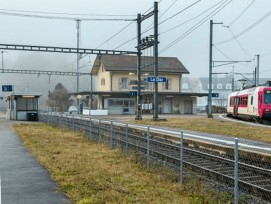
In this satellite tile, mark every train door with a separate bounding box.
[258,93,263,117]
[233,96,239,116]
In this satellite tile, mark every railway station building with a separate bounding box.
[78,55,207,115]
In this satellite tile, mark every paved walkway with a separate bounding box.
[0,117,71,204]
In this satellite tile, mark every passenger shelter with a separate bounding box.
[6,92,42,121]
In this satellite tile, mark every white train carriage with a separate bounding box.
[227,86,271,123]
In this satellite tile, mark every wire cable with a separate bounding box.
[95,21,135,49]
[216,9,271,45]
[0,8,135,17]
[227,27,252,59]
[0,11,135,21]
[160,0,233,54]
[160,0,225,35]
[228,0,256,27]
[159,0,202,25]
[114,0,202,50]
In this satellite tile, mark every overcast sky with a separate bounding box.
[0,0,271,95]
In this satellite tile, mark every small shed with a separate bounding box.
[7,92,42,121]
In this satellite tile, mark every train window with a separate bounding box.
[259,94,262,104]
[251,96,253,105]
[264,90,271,104]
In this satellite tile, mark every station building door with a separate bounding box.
[184,100,193,114]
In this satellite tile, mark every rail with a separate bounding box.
[39,113,271,203]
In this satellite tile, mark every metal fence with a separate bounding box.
[39,113,271,203]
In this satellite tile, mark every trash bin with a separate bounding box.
[27,113,38,121]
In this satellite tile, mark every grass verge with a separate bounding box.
[135,117,271,143]
[14,123,248,204]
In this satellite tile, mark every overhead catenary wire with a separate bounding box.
[0,8,135,17]
[159,0,233,54]
[228,0,256,27]
[0,11,136,21]
[226,27,252,59]
[95,21,135,49]
[160,0,225,35]
[216,9,271,45]
[159,0,202,25]
[114,0,202,50]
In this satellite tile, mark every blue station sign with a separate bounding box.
[147,76,167,83]
[2,85,13,92]
[211,93,219,97]
[130,91,137,97]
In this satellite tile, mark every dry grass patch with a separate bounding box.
[135,118,271,143]
[14,123,245,204]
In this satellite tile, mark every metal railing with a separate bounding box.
[39,113,271,203]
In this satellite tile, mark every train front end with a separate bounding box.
[258,88,271,122]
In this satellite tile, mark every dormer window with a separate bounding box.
[226,83,231,90]
[217,83,222,89]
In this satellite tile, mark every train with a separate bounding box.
[227,83,271,124]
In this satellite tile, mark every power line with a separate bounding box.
[160,0,233,54]
[228,0,256,27]
[216,9,271,45]
[227,27,252,59]
[113,0,202,50]
[159,0,202,25]
[95,21,135,49]
[0,8,135,17]
[0,11,135,21]
[160,0,225,35]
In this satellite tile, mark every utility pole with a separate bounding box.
[256,54,260,86]
[208,20,213,118]
[76,20,81,108]
[153,1,159,120]
[232,66,234,92]
[207,20,223,118]
[135,13,142,120]
[135,2,157,120]
[1,51,6,71]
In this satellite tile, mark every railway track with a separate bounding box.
[41,113,271,202]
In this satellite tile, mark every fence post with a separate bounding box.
[89,118,92,139]
[110,120,113,149]
[180,131,184,186]
[47,112,49,124]
[80,115,83,131]
[72,115,75,131]
[147,126,150,170]
[65,114,67,130]
[234,138,239,204]
[125,122,128,154]
[98,119,101,143]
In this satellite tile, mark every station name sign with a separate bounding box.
[147,76,167,83]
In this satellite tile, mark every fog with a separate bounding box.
[0,52,92,111]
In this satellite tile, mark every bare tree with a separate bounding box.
[47,83,74,112]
